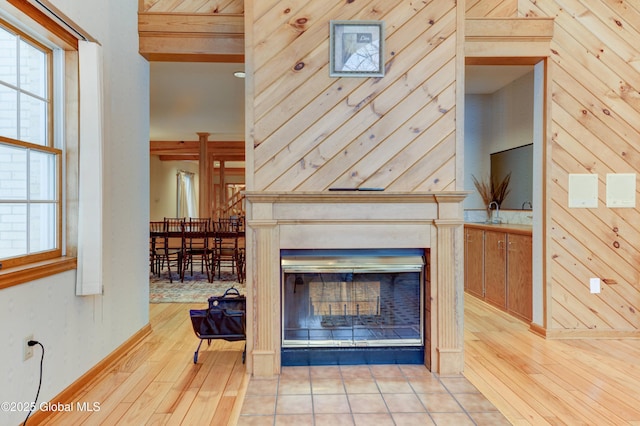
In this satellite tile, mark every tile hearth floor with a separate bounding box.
[237,364,509,425]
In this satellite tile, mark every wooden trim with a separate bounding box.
[138,12,244,61]
[6,0,78,49]
[464,223,532,236]
[529,322,547,338]
[150,140,245,156]
[465,56,547,65]
[455,0,465,189]
[141,52,244,63]
[544,329,640,339]
[244,191,468,205]
[27,323,153,425]
[152,140,245,162]
[0,256,76,289]
[138,12,244,34]
[465,18,554,59]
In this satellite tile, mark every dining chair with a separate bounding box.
[181,217,214,282]
[149,221,165,275]
[163,217,185,282]
[213,217,241,279]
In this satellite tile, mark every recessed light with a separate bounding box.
[233,71,246,78]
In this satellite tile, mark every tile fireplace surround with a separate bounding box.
[244,191,467,377]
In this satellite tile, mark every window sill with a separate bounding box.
[0,257,77,290]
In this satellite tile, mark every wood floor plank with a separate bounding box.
[116,381,173,425]
[163,387,199,425]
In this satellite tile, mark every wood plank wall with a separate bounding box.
[466,0,517,17]
[521,0,640,336]
[246,0,459,192]
[141,0,243,13]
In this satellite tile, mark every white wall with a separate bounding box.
[464,94,494,210]
[0,1,149,424]
[464,71,535,211]
[150,156,199,220]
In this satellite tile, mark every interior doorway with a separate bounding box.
[463,60,546,327]
[149,62,246,221]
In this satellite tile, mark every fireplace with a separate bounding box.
[244,191,466,376]
[281,249,425,365]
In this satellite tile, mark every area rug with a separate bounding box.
[150,269,245,303]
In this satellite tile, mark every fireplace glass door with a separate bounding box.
[281,252,424,348]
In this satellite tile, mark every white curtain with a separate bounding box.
[76,40,104,295]
[177,171,198,217]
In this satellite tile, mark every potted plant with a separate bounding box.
[472,172,511,221]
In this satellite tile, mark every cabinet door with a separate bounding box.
[484,231,507,309]
[465,228,484,298]
[507,234,533,322]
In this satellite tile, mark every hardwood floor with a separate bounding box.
[42,303,247,425]
[464,295,640,425]
[42,298,640,425]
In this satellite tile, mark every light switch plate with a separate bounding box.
[606,173,636,208]
[590,277,601,294]
[568,174,598,208]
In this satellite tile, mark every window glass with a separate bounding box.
[29,202,56,253]
[0,85,18,139]
[19,39,47,97]
[0,143,27,200]
[30,149,56,200]
[0,26,17,86]
[20,92,47,145]
[0,203,26,259]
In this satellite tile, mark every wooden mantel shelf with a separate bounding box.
[244,191,469,205]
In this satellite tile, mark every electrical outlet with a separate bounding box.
[24,335,34,360]
[590,278,601,294]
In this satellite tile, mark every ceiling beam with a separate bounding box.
[138,13,244,62]
[151,140,245,161]
[159,155,199,161]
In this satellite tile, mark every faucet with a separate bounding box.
[522,201,532,210]
[488,201,501,223]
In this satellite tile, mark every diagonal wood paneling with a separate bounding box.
[521,0,640,335]
[249,0,459,192]
[142,0,243,13]
[466,0,517,17]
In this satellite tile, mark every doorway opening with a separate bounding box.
[463,60,546,326]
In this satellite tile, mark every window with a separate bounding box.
[0,20,61,269]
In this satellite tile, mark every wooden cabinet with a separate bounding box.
[464,225,532,323]
[464,228,484,298]
[484,231,507,309]
[507,233,533,322]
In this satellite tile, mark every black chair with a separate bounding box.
[162,217,185,283]
[213,218,241,279]
[181,218,214,282]
[149,221,165,275]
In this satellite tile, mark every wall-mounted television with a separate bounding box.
[491,143,533,210]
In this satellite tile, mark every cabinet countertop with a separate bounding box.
[464,222,532,236]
